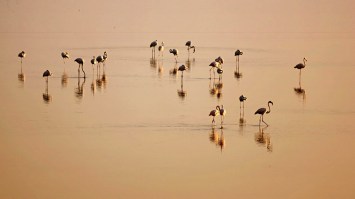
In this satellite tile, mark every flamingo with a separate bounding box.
[61,52,70,63]
[255,101,273,126]
[185,41,196,58]
[158,42,164,58]
[74,58,86,78]
[96,55,104,72]
[18,51,26,65]
[209,61,220,79]
[294,57,307,86]
[150,40,158,58]
[91,56,97,70]
[215,56,224,66]
[42,70,52,103]
[103,51,108,68]
[216,67,223,80]
[169,49,179,63]
[235,49,243,74]
[239,95,247,108]
[43,70,52,82]
[209,108,220,125]
[178,64,188,78]
[216,105,226,128]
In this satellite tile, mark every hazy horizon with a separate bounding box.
[1,0,354,34]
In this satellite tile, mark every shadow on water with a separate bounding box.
[239,104,246,129]
[169,62,178,76]
[209,78,223,99]
[75,77,85,100]
[177,75,187,99]
[61,72,68,88]
[254,126,273,152]
[158,59,164,78]
[294,87,306,102]
[209,127,225,152]
[150,58,157,70]
[294,71,306,102]
[185,58,195,72]
[42,79,52,104]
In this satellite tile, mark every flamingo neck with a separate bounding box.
[266,103,271,114]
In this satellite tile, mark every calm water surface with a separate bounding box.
[0,32,355,198]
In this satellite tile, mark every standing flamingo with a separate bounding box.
[43,70,52,82]
[169,49,179,63]
[216,105,226,128]
[185,41,196,58]
[178,64,188,78]
[255,101,273,126]
[91,56,97,70]
[18,51,26,65]
[150,40,158,58]
[294,57,307,86]
[209,61,220,79]
[235,49,243,76]
[209,108,220,125]
[74,58,86,78]
[239,95,247,108]
[215,56,224,66]
[61,52,70,63]
[158,42,164,58]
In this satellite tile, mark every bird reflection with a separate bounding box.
[18,72,25,82]
[91,68,96,95]
[61,72,68,87]
[185,57,195,71]
[75,76,85,99]
[158,59,164,77]
[150,57,157,69]
[209,127,226,151]
[169,63,178,76]
[294,87,306,102]
[95,65,107,91]
[177,75,187,99]
[209,78,223,99]
[255,126,273,152]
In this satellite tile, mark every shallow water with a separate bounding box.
[0,31,355,198]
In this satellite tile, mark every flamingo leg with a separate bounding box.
[262,115,269,126]
[81,64,86,78]
[78,65,80,78]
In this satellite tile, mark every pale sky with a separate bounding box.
[0,0,354,33]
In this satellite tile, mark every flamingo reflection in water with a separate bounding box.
[209,77,223,99]
[255,126,273,152]
[75,76,86,100]
[209,127,226,151]
[42,70,52,103]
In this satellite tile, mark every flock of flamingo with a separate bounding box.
[149,40,307,129]
[17,39,307,128]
